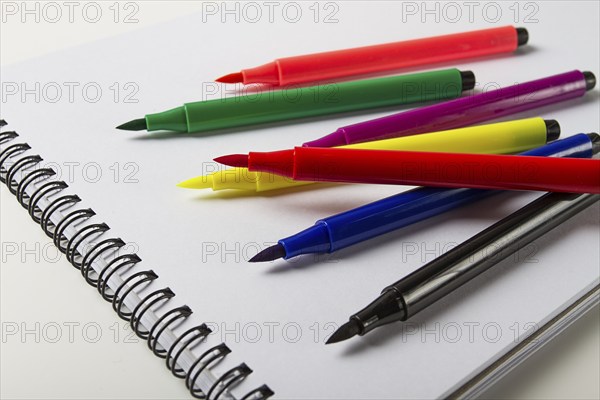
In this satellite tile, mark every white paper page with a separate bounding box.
[1,2,599,398]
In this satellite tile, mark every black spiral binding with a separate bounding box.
[0,121,273,400]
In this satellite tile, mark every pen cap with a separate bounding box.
[544,120,561,141]
[583,71,597,90]
[589,133,600,155]
[516,28,529,46]
[460,71,476,91]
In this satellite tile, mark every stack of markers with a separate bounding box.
[117,26,600,343]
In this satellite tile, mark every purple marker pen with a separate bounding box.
[303,70,596,147]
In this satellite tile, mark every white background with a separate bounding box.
[1,1,599,399]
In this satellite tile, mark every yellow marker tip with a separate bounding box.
[176,176,213,189]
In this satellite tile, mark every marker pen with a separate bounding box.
[303,70,596,147]
[328,191,599,344]
[118,69,472,133]
[217,26,527,86]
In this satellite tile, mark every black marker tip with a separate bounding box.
[582,71,596,91]
[460,71,476,91]
[326,320,361,344]
[544,119,561,142]
[116,118,147,131]
[516,28,529,46]
[249,244,286,263]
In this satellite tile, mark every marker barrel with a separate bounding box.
[242,26,522,86]
[395,192,599,319]
[289,147,600,194]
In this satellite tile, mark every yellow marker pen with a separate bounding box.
[178,117,558,191]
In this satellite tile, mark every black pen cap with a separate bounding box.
[460,71,476,91]
[587,133,600,155]
[544,120,561,142]
[583,72,596,91]
[516,28,529,46]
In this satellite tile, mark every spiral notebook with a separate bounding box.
[1,4,599,399]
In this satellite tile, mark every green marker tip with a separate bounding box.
[116,118,147,131]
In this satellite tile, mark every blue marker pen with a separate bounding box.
[250,133,599,262]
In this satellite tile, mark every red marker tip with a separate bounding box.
[215,72,243,84]
[214,154,249,168]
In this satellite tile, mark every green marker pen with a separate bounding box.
[117,69,474,134]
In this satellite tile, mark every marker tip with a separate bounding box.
[249,244,286,263]
[116,118,147,131]
[176,176,213,189]
[214,154,249,168]
[216,72,243,84]
[326,320,361,344]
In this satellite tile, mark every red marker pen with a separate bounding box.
[217,26,528,86]
[216,148,600,194]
